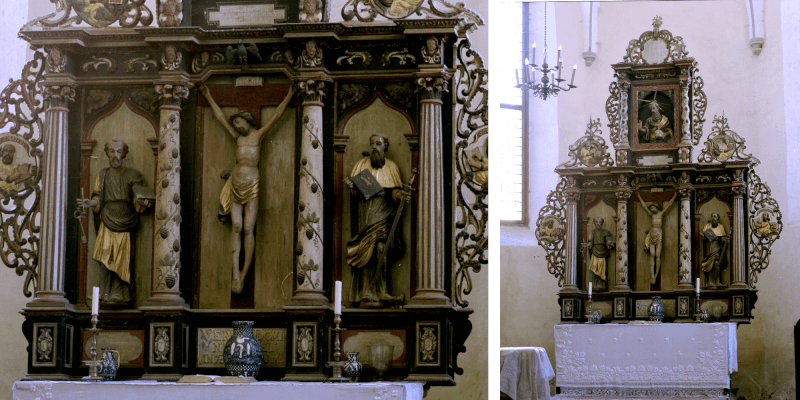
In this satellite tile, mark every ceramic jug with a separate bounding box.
[99,348,120,380]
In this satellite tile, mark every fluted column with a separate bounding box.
[290,80,328,305]
[409,76,450,306]
[28,84,75,308]
[613,185,631,291]
[142,83,190,308]
[677,176,695,289]
[730,169,747,289]
[561,179,580,294]
[677,70,692,163]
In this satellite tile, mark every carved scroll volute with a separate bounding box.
[557,118,614,169]
[536,178,568,288]
[607,71,630,166]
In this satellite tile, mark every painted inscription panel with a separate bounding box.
[197,328,286,368]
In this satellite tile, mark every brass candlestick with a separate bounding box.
[82,314,104,381]
[694,291,705,323]
[326,314,349,382]
[585,294,595,324]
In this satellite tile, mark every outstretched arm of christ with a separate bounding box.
[254,85,297,143]
[663,192,677,212]
[198,84,239,140]
[636,192,652,216]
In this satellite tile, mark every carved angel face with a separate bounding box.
[305,41,318,58]
[426,38,437,55]
[165,46,177,63]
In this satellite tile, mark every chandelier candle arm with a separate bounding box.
[570,64,577,86]
[532,42,536,66]
[557,57,563,80]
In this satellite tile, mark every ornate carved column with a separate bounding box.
[561,179,580,294]
[142,83,190,308]
[677,70,692,163]
[289,79,328,305]
[616,78,631,166]
[409,76,451,306]
[613,182,631,291]
[677,172,694,289]
[730,169,747,289]
[28,84,75,308]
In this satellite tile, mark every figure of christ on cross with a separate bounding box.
[199,84,297,294]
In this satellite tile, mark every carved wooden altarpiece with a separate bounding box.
[537,16,780,325]
[5,0,487,384]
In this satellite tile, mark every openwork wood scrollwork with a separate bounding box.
[747,168,781,288]
[0,51,46,297]
[536,178,568,287]
[690,66,707,146]
[453,39,487,308]
[557,118,614,169]
[605,81,621,146]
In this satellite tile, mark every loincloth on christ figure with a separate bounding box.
[219,176,259,216]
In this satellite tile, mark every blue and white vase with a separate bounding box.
[223,321,263,378]
[648,296,666,322]
[342,351,362,381]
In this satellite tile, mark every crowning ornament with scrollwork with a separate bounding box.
[0,51,45,297]
[453,39,487,308]
[21,0,153,30]
[342,0,483,34]
[622,16,689,65]
[697,115,760,164]
[557,118,614,169]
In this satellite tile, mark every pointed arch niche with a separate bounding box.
[79,100,158,309]
[336,95,418,308]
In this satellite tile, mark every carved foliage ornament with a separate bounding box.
[342,0,483,35]
[82,56,117,74]
[381,48,416,67]
[691,65,708,146]
[0,51,46,297]
[22,0,153,30]
[697,115,760,164]
[338,83,369,110]
[336,51,372,67]
[453,39,487,307]
[557,118,614,169]
[536,178,568,287]
[622,16,689,65]
[125,54,159,74]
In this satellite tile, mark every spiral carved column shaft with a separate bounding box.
[678,187,694,288]
[613,190,630,291]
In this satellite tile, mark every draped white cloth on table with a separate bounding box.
[501,347,556,400]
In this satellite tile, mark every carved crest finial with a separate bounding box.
[652,15,662,32]
[556,117,614,169]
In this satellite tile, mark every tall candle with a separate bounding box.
[696,278,700,295]
[557,57,562,80]
[92,286,99,315]
[570,64,577,86]
[334,281,342,315]
[532,42,536,66]
[588,282,592,296]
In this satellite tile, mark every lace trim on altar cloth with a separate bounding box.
[555,387,726,399]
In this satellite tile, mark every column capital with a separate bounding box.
[415,77,449,101]
[155,83,192,108]
[43,84,76,109]
[615,191,631,201]
[297,80,327,104]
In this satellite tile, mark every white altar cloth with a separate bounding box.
[12,380,424,400]
[500,347,555,400]
[554,323,737,398]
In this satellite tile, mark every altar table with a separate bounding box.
[12,380,424,400]
[500,347,555,400]
[554,323,737,399]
